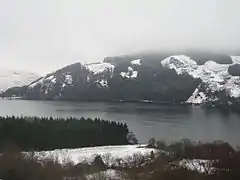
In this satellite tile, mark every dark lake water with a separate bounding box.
[0,100,240,146]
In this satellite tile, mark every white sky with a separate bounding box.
[0,0,240,74]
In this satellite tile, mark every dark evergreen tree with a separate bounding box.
[0,116,130,151]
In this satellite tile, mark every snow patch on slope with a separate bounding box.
[161,55,198,76]
[97,79,108,87]
[131,59,142,66]
[0,70,39,92]
[29,73,74,96]
[186,88,207,104]
[28,74,57,95]
[45,75,56,83]
[85,62,115,75]
[120,67,138,79]
[231,56,240,64]
[65,74,73,85]
[41,75,56,95]
[85,62,115,88]
[28,78,44,88]
[161,55,240,104]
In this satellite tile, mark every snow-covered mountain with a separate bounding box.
[28,62,115,90]
[5,51,240,109]
[161,55,240,104]
[0,69,39,92]
[25,62,115,100]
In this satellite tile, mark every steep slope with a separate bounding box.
[24,59,199,102]
[0,69,39,93]
[161,55,240,104]
[26,62,115,100]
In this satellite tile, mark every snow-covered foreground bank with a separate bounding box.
[179,159,215,174]
[86,159,215,180]
[86,169,124,180]
[30,145,156,166]
[25,145,216,176]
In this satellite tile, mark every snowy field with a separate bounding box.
[86,169,124,180]
[27,145,212,173]
[30,145,156,166]
[23,145,214,179]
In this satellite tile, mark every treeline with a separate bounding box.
[0,116,130,151]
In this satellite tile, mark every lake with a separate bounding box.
[0,100,240,146]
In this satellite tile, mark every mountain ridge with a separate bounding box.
[3,51,240,109]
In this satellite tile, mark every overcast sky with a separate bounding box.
[0,0,240,74]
